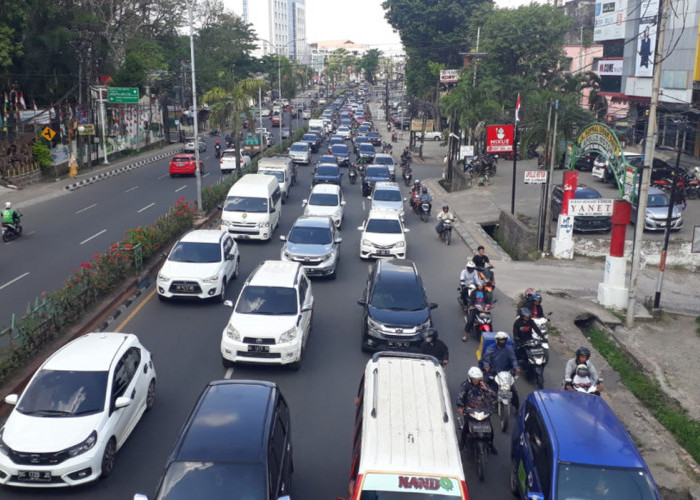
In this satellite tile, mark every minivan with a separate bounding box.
[345,352,469,499]
[510,390,662,500]
[258,156,296,203]
[220,174,281,240]
[134,380,292,500]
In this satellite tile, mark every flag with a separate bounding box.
[515,93,521,123]
[19,91,26,109]
[32,99,37,111]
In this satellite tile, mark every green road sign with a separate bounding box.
[108,87,140,104]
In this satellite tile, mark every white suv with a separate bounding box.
[157,230,240,301]
[358,209,409,260]
[370,182,405,219]
[221,261,314,370]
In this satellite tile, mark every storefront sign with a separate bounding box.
[486,125,514,153]
[597,59,623,76]
[568,199,614,216]
[440,69,460,83]
[524,171,547,184]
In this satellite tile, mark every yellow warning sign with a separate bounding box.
[41,126,56,141]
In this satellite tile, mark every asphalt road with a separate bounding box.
[0,115,571,500]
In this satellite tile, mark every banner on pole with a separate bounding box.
[524,171,547,184]
[486,125,514,153]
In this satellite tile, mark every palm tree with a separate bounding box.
[202,78,266,170]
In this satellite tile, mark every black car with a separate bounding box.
[316,154,337,167]
[551,184,612,232]
[358,143,377,162]
[627,157,687,182]
[141,380,293,500]
[357,259,437,352]
[313,164,343,185]
[301,133,320,153]
[574,151,601,171]
[361,165,392,196]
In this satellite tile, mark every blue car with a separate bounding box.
[331,144,350,167]
[510,390,662,500]
[302,133,320,153]
[313,164,342,186]
[361,165,392,196]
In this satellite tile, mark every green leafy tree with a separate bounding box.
[0,0,27,70]
[360,49,382,84]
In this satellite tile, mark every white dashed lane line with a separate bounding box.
[80,229,107,245]
[124,186,139,193]
[75,203,98,215]
[175,185,187,193]
[0,272,30,291]
[137,203,156,213]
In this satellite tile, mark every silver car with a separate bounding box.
[280,216,342,278]
[370,182,405,219]
[631,187,684,231]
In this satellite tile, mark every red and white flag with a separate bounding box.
[515,93,521,123]
[19,91,26,109]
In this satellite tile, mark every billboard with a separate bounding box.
[439,69,460,83]
[594,0,628,41]
[485,125,514,153]
[597,59,623,76]
[635,0,659,77]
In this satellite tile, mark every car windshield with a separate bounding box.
[317,166,339,176]
[290,144,308,152]
[366,167,390,178]
[156,462,266,500]
[556,463,659,500]
[169,242,222,263]
[332,145,348,154]
[223,196,268,213]
[360,145,375,152]
[259,170,284,182]
[647,193,670,207]
[17,370,107,416]
[303,135,315,141]
[575,190,602,200]
[374,157,394,166]
[365,218,402,233]
[319,156,336,163]
[374,190,402,202]
[288,225,332,245]
[235,285,298,315]
[173,156,194,162]
[370,277,427,310]
[309,193,339,206]
[220,151,236,159]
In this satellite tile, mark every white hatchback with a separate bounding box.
[337,126,352,139]
[303,184,346,229]
[157,229,240,301]
[358,209,409,260]
[0,333,156,487]
[369,182,405,219]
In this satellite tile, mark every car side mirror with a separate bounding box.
[302,303,313,312]
[223,300,234,308]
[279,235,287,241]
[335,237,343,244]
[526,493,545,500]
[217,204,223,211]
[366,195,372,200]
[429,302,438,310]
[4,394,18,405]
[404,227,410,233]
[134,494,149,500]
[341,200,347,206]
[270,207,276,213]
[114,396,132,409]
[357,225,364,231]
[225,253,235,261]
[357,298,367,306]
[302,199,308,206]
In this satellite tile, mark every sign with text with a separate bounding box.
[108,87,139,103]
[486,125,514,153]
[568,198,614,216]
[597,59,623,76]
[410,119,434,132]
[460,145,474,159]
[524,171,547,184]
[439,69,460,83]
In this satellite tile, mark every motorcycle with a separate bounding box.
[491,371,516,432]
[477,268,495,291]
[348,167,358,185]
[566,377,604,396]
[215,144,222,158]
[391,131,398,142]
[2,212,23,242]
[419,202,431,222]
[402,166,412,187]
[468,303,493,340]
[382,142,393,154]
[438,218,453,245]
[457,284,476,311]
[459,407,494,481]
[519,332,549,389]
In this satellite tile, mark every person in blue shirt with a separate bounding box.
[483,331,520,410]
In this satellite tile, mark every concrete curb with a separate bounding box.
[63,149,183,191]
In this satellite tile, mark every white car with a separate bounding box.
[184,138,206,153]
[261,108,271,117]
[289,141,311,165]
[0,333,156,487]
[157,229,240,301]
[370,182,405,219]
[371,153,396,180]
[337,126,352,139]
[302,109,311,120]
[221,260,314,370]
[421,130,443,141]
[358,209,409,260]
[219,149,251,173]
[303,183,346,229]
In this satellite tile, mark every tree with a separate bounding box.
[0,0,27,70]
[360,49,381,84]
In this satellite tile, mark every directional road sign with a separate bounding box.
[41,126,56,141]
[108,87,140,104]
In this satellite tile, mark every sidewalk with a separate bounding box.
[373,102,700,497]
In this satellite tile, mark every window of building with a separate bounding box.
[603,43,624,58]
[600,75,622,93]
[662,70,688,89]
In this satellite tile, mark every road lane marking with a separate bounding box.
[124,186,139,193]
[0,272,30,291]
[175,185,187,192]
[157,173,169,179]
[115,288,157,332]
[202,172,211,178]
[75,203,98,214]
[225,367,234,379]
[137,202,156,213]
[80,229,107,245]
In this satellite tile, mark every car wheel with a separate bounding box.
[434,136,440,141]
[100,438,117,478]
[509,459,520,496]
[146,379,156,410]
[217,279,227,303]
[222,356,235,368]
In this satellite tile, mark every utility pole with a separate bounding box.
[538,101,554,251]
[473,27,481,87]
[188,2,203,213]
[627,0,667,326]
[543,100,559,252]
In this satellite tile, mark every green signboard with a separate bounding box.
[108,87,139,104]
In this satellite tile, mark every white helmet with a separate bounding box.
[467,366,483,382]
[495,331,509,341]
[4,202,11,209]
[576,364,590,378]
[466,260,475,270]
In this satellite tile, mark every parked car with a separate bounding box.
[358,209,409,260]
[303,183,346,229]
[0,333,156,487]
[281,127,290,139]
[630,186,684,231]
[591,152,641,183]
[157,229,240,301]
[357,259,437,352]
[280,216,342,278]
[550,184,612,232]
[302,109,311,119]
[421,130,443,141]
[169,153,203,177]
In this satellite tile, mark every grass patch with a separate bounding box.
[586,326,700,463]
[696,316,700,335]
[605,306,627,326]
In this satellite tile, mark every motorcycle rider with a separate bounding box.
[472,245,494,282]
[410,179,421,197]
[419,328,449,366]
[525,292,544,319]
[512,307,543,353]
[456,366,497,453]
[482,331,520,411]
[2,202,21,230]
[435,204,455,235]
[463,279,492,341]
[459,261,480,309]
[418,187,432,214]
[215,140,222,157]
[564,347,602,392]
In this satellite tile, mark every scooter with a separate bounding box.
[519,332,549,389]
[348,167,358,185]
[469,303,493,340]
[566,378,603,396]
[491,371,516,432]
[2,212,23,243]
[215,143,222,158]
[438,218,453,245]
[459,407,494,481]
[419,202,431,222]
[402,167,412,187]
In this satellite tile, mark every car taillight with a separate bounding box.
[460,480,470,499]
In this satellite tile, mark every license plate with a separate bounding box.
[176,284,196,292]
[248,345,270,352]
[377,250,390,255]
[176,163,185,167]
[18,470,52,482]
[388,341,410,348]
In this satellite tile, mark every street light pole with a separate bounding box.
[188,1,203,213]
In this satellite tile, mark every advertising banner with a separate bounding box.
[635,0,659,77]
[568,199,615,216]
[524,171,547,184]
[439,69,460,83]
[485,125,514,153]
[594,0,628,41]
[597,59,623,76]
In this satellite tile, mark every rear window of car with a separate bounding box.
[366,167,390,177]
[366,218,402,233]
[332,145,349,154]
[317,166,339,176]
[290,143,308,152]
[173,155,194,162]
[374,189,402,202]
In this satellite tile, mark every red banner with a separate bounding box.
[486,125,514,153]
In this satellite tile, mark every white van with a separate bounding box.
[221,174,281,240]
[346,352,469,500]
[309,119,325,135]
[257,156,295,203]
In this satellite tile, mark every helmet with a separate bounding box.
[466,260,475,270]
[520,307,532,318]
[495,331,509,341]
[421,187,427,193]
[216,140,220,144]
[442,204,449,210]
[576,364,590,377]
[4,202,11,209]
[524,287,536,300]
[468,366,484,382]
[424,328,438,342]
[414,179,420,186]
[531,293,542,303]
[576,347,591,359]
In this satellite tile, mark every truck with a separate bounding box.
[308,119,324,135]
[242,133,264,156]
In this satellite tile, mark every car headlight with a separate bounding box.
[417,319,431,332]
[0,427,9,455]
[157,273,169,282]
[395,241,405,248]
[226,324,241,341]
[282,251,294,260]
[279,327,298,343]
[333,209,341,218]
[362,239,373,246]
[259,222,270,228]
[202,274,220,283]
[367,317,384,331]
[66,430,98,458]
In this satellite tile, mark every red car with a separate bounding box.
[270,114,281,127]
[169,153,203,177]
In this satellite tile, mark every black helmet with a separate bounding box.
[520,307,531,318]
[442,204,449,210]
[576,347,591,359]
[424,328,438,342]
[421,187,427,193]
